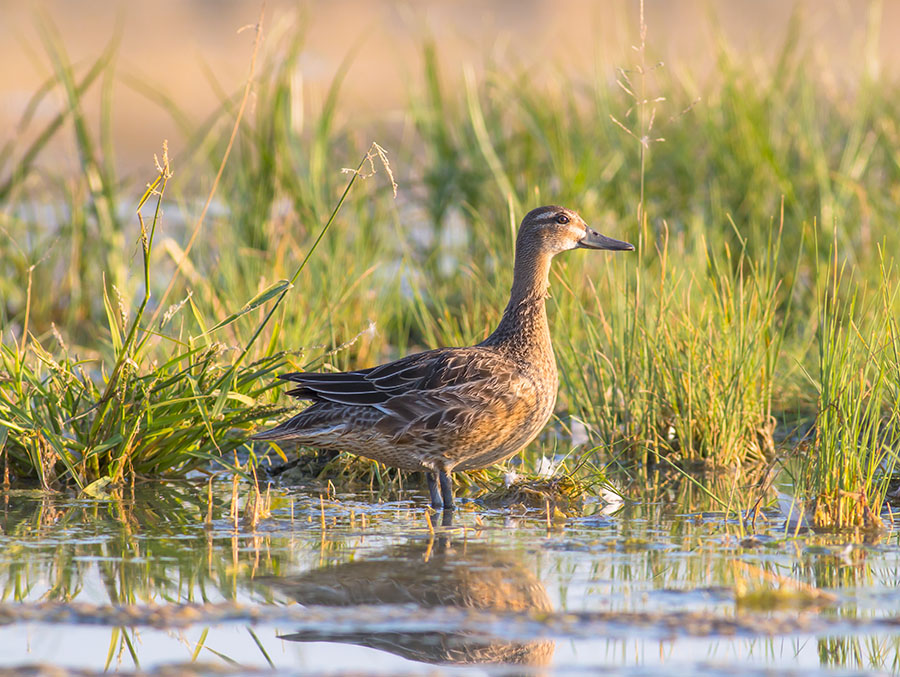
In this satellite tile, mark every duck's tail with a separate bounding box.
[251,414,345,443]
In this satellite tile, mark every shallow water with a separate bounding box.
[1,479,899,676]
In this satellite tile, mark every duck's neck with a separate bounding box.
[481,243,554,354]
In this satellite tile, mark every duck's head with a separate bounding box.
[519,205,634,255]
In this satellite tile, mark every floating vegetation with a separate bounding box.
[479,473,586,517]
[732,561,837,612]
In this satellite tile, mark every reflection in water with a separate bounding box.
[0,484,289,606]
[263,538,555,667]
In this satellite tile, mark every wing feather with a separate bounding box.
[278,347,515,411]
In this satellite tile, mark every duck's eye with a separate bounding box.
[556,214,570,224]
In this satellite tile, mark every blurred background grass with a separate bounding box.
[3,0,898,176]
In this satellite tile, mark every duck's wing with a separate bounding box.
[260,348,540,447]
[279,347,505,408]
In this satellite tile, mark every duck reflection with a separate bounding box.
[263,538,554,668]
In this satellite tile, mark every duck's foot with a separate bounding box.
[438,469,455,511]
[426,471,443,510]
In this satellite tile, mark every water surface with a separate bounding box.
[1,479,899,675]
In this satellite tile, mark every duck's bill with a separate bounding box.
[577,228,635,251]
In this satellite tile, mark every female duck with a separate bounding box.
[254,206,633,510]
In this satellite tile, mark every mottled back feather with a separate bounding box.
[280,347,502,407]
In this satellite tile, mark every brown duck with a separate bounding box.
[254,205,633,509]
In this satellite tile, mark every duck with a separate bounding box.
[253,205,634,510]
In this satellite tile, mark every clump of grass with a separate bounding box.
[0,149,285,488]
[0,332,286,489]
[0,127,395,488]
[649,221,788,466]
[796,242,900,530]
[557,216,788,469]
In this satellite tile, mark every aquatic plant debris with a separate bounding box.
[732,561,838,611]
[479,473,586,515]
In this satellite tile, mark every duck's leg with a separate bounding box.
[426,471,443,509]
[438,469,455,511]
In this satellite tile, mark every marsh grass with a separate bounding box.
[790,241,900,530]
[0,130,397,487]
[554,216,789,470]
[0,16,398,486]
[0,148,286,488]
[2,9,900,515]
